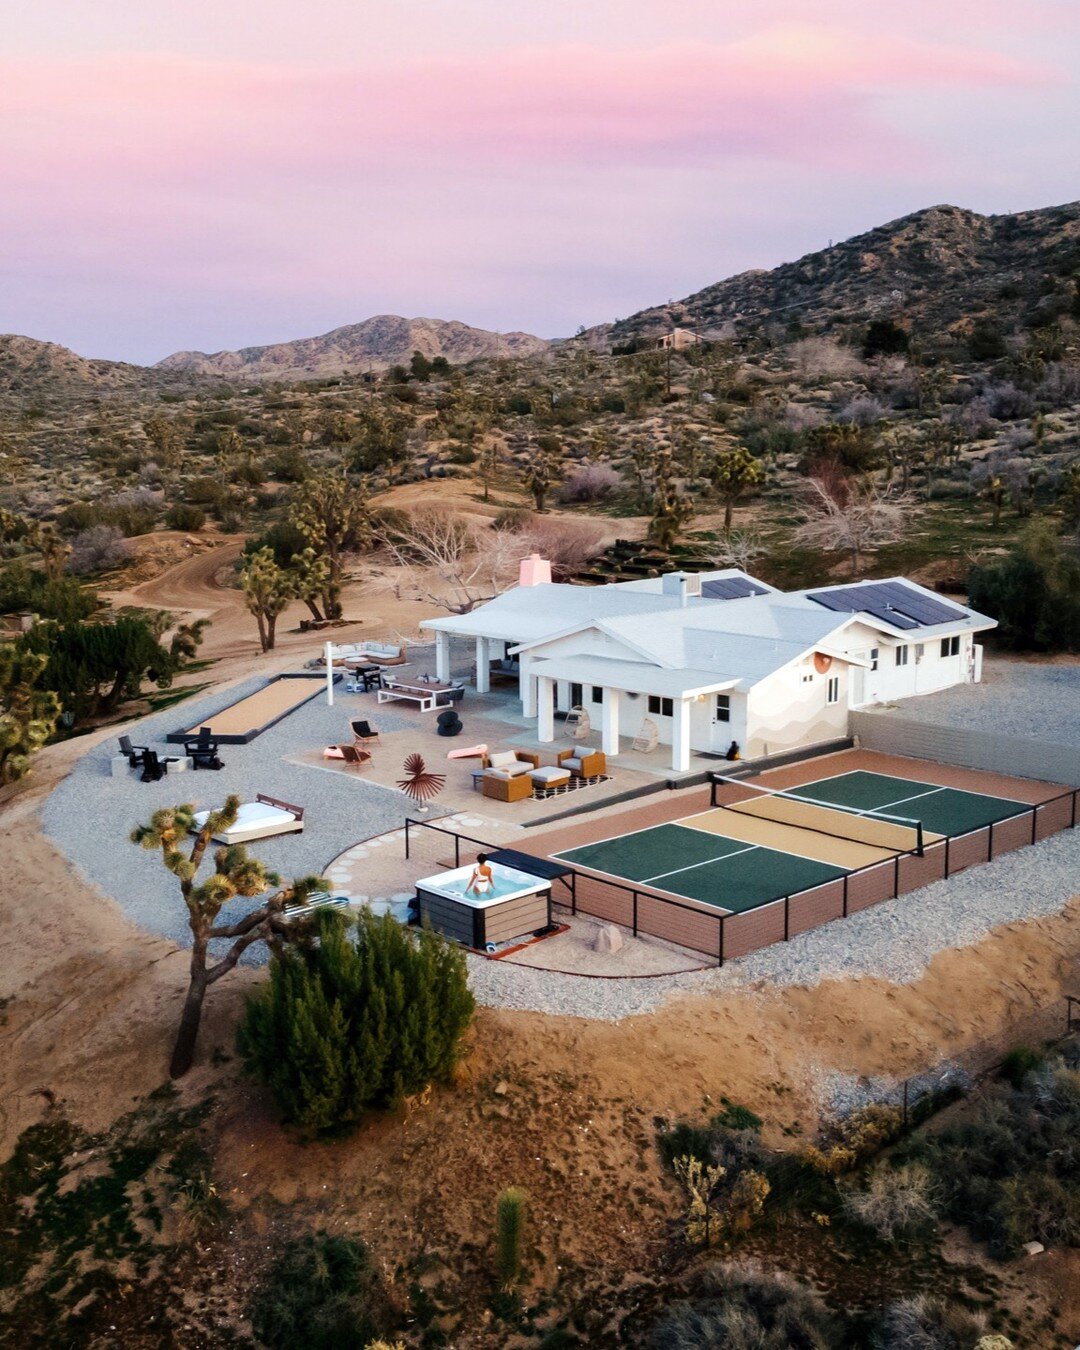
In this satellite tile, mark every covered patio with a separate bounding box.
[527,654,738,773]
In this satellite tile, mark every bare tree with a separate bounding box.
[712,528,766,573]
[793,472,910,576]
[516,515,605,580]
[375,508,519,614]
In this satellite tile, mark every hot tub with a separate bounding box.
[416,862,552,949]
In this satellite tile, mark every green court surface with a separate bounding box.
[552,769,1031,915]
[554,822,846,914]
[789,770,1028,839]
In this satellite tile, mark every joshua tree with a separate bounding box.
[521,440,562,513]
[131,797,324,1078]
[289,469,372,618]
[0,645,60,784]
[709,445,765,533]
[240,546,294,651]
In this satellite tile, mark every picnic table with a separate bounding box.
[377,676,464,711]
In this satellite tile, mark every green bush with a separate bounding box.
[968,520,1080,652]
[0,565,96,622]
[711,1100,763,1133]
[164,504,206,532]
[495,1187,528,1290]
[657,1122,714,1170]
[1000,1045,1044,1088]
[237,911,475,1129]
[248,1232,392,1350]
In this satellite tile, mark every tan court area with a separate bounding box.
[183,678,322,739]
[675,807,900,871]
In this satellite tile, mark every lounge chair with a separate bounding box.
[482,749,539,779]
[184,727,224,770]
[118,734,150,768]
[191,794,305,844]
[557,747,607,778]
[140,749,167,782]
[632,718,659,754]
[565,706,592,741]
[339,745,372,771]
[350,719,381,751]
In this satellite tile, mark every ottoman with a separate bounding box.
[531,766,572,794]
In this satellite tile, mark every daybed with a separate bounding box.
[482,749,540,778]
[318,641,406,667]
[191,794,305,844]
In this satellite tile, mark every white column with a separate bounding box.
[671,698,691,772]
[601,687,620,757]
[435,631,451,683]
[537,676,555,742]
[520,656,537,717]
[475,635,490,694]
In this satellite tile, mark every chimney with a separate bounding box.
[519,553,552,587]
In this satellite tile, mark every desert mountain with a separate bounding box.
[0,334,172,405]
[157,315,549,379]
[605,201,1080,347]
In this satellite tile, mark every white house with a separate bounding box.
[420,560,995,773]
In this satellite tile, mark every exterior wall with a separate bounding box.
[744,656,849,760]
[837,622,977,707]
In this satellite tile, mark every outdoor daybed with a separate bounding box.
[191,794,305,844]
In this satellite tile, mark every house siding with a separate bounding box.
[744,657,849,760]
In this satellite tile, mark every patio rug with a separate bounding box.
[532,773,612,800]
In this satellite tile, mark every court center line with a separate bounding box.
[677,814,895,869]
[642,843,760,885]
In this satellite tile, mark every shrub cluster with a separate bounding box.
[238,911,475,1130]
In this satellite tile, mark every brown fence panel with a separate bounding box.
[1035,794,1074,842]
[946,828,990,875]
[571,872,634,928]
[845,860,896,913]
[990,813,1035,859]
[635,893,721,958]
[786,879,845,937]
[723,902,786,960]
[898,843,947,895]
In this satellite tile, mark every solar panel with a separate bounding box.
[807,582,964,631]
[701,577,768,600]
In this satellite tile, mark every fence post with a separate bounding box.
[1072,790,1078,830]
[842,874,849,918]
[987,822,994,861]
[454,834,460,868]
[784,895,790,941]
[405,818,410,859]
[632,891,638,937]
[1032,804,1039,846]
[893,854,900,897]
[718,915,725,967]
[944,835,950,877]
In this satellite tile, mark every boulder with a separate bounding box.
[593,923,623,954]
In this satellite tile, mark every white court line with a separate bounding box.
[642,842,759,886]
[677,812,890,869]
[793,766,1026,808]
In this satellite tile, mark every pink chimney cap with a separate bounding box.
[519,553,552,587]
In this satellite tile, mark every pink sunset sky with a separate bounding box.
[3,1,1078,363]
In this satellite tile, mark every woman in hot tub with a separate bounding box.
[465,853,494,897]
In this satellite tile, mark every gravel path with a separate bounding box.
[42,675,450,955]
[871,659,1080,744]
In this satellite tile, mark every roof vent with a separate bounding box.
[519,553,552,587]
[661,571,700,605]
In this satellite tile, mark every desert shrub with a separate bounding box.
[873,1294,989,1350]
[269,445,310,482]
[0,565,96,622]
[1039,361,1080,407]
[559,462,621,502]
[658,1122,714,1170]
[185,476,231,511]
[837,395,887,427]
[981,381,1034,421]
[968,520,1080,652]
[898,1050,1080,1257]
[789,337,863,380]
[242,520,309,569]
[515,516,605,580]
[842,1162,937,1242]
[20,613,174,718]
[999,1045,1044,1088]
[646,1260,842,1349]
[67,525,132,575]
[968,320,1007,362]
[238,911,475,1129]
[492,507,531,531]
[164,503,205,532]
[248,1232,393,1350]
[802,1105,903,1177]
[711,1100,763,1133]
[863,319,910,358]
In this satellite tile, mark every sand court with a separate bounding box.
[677,807,897,871]
[170,674,331,743]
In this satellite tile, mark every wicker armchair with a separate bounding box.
[557,747,607,778]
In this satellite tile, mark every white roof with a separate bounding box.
[529,655,738,700]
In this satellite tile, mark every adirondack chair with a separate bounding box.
[632,718,659,754]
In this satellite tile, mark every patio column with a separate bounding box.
[475,635,490,694]
[671,697,691,772]
[537,676,556,742]
[601,686,620,757]
[435,631,451,683]
[520,656,537,717]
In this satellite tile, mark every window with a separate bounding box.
[715,693,730,722]
[590,685,604,704]
[869,647,879,672]
[648,695,674,718]
[826,676,840,705]
[940,635,961,658]
[895,645,909,667]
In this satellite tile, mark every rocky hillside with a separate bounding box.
[605,201,1080,347]
[157,315,550,379]
[0,334,176,406]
